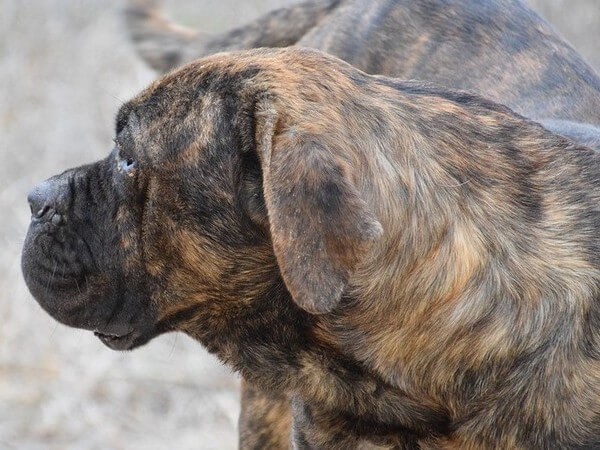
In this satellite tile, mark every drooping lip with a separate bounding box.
[21,219,92,319]
[23,215,158,352]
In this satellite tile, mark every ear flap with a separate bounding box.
[254,101,383,314]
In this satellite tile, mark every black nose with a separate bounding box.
[27,177,67,223]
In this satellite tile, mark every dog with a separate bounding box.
[22,47,600,448]
[126,0,600,127]
[126,0,600,445]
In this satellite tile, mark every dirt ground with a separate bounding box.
[0,1,598,449]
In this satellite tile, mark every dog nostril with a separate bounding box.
[31,205,49,218]
[51,213,63,225]
[27,175,71,223]
[28,187,49,218]
[28,178,60,221]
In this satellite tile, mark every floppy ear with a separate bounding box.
[253,100,383,314]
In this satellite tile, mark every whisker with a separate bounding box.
[439,180,470,188]
[50,322,59,339]
[45,261,58,294]
[168,333,178,359]
[98,85,126,104]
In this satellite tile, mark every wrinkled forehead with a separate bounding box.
[114,89,228,166]
[112,60,266,165]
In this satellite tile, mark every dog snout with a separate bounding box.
[27,176,69,223]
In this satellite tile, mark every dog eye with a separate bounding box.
[118,157,137,177]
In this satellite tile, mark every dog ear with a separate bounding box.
[252,100,383,314]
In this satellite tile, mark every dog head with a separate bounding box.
[21,48,382,350]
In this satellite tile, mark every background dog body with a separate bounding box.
[126,0,600,126]
[540,119,600,151]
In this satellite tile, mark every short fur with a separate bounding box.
[239,379,292,449]
[22,48,600,448]
[126,0,600,125]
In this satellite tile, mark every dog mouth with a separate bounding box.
[93,322,157,351]
[93,329,137,350]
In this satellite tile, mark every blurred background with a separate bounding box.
[0,1,598,449]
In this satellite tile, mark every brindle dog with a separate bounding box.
[127,0,600,445]
[126,0,600,126]
[22,47,600,448]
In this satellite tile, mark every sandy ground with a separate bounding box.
[0,1,598,449]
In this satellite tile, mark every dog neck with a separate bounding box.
[173,252,450,435]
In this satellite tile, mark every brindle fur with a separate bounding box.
[127,0,600,445]
[240,379,292,449]
[126,0,600,126]
[22,48,600,448]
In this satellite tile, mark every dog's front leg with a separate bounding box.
[239,378,292,450]
[291,395,358,450]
